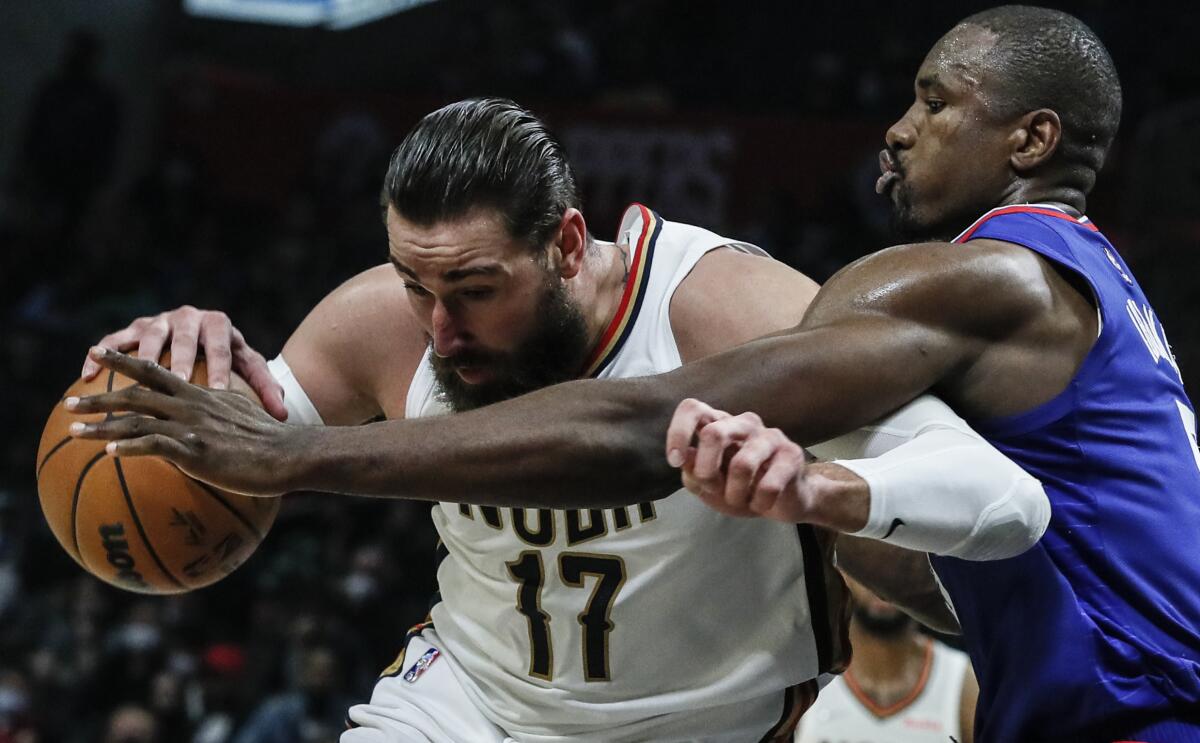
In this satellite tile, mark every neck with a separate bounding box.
[1000,180,1088,217]
[845,620,929,706]
[574,239,631,365]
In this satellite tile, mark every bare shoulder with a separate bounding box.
[670,247,819,362]
[803,239,1057,338]
[298,264,425,357]
[283,264,427,422]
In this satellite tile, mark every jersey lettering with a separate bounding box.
[457,505,658,545]
[1176,400,1200,473]
[1126,299,1182,381]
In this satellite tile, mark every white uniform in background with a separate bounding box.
[794,639,970,743]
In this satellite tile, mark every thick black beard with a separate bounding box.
[853,605,913,638]
[429,278,591,412]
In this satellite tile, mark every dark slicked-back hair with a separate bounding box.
[961,5,1122,187]
[382,98,580,250]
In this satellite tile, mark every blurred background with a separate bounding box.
[1,1,1198,740]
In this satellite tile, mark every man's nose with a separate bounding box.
[430,301,467,357]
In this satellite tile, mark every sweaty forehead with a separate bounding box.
[385,205,536,285]
[918,23,1001,93]
[387,206,509,252]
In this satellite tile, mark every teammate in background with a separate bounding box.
[795,576,977,743]
[72,97,1049,742]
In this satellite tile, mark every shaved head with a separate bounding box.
[958,5,1122,188]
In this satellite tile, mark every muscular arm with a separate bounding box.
[278,264,426,425]
[292,239,1077,505]
[833,535,959,633]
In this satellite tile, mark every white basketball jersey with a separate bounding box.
[406,205,846,740]
[795,640,969,743]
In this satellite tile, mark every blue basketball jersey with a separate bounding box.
[929,206,1200,742]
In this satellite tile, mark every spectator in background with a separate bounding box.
[102,705,157,743]
[0,492,22,622]
[192,643,250,743]
[148,670,190,743]
[20,29,122,252]
[0,669,37,743]
[233,645,352,743]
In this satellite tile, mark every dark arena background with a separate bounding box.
[1,1,1198,741]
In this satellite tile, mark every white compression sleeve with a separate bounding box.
[808,395,1050,561]
[267,356,326,426]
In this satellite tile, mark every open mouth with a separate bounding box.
[876,149,902,195]
[454,364,493,384]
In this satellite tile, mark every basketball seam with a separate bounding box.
[38,413,141,480]
[37,436,74,479]
[71,450,110,566]
[113,457,186,590]
[194,482,264,540]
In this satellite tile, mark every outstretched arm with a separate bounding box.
[72,239,1065,506]
[291,241,1028,504]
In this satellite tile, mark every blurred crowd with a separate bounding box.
[1,2,1198,741]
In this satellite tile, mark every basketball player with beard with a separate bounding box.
[73,97,1050,741]
[795,575,977,743]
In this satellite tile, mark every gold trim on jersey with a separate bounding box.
[581,204,659,378]
[379,617,434,678]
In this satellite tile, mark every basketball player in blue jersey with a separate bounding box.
[68,5,1200,741]
[667,7,1200,742]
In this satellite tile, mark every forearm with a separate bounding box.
[290,325,934,507]
[834,535,960,634]
[292,375,682,507]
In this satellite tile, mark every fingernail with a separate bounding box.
[90,346,107,358]
[212,380,227,389]
[105,442,117,455]
[69,422,85,435]
[65,397,79,410]
[667,449,683,468]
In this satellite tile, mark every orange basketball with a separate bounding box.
[35,355,281,594]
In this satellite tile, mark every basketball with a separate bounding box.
[35,356,281,594]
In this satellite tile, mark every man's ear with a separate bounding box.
[554,208,588,279]
[1010,109,1062,173]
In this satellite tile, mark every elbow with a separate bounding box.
[948,478,1051,561]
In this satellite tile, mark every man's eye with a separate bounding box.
[404,283,431,297]
[927,99,945,113]
[461,288,494,300]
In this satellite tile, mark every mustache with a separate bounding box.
[434,348,500,367]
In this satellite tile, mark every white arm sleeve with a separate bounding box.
[807,395,1050,561]
[267,356,326,426]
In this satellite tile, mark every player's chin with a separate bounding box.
[888,197,942,243]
